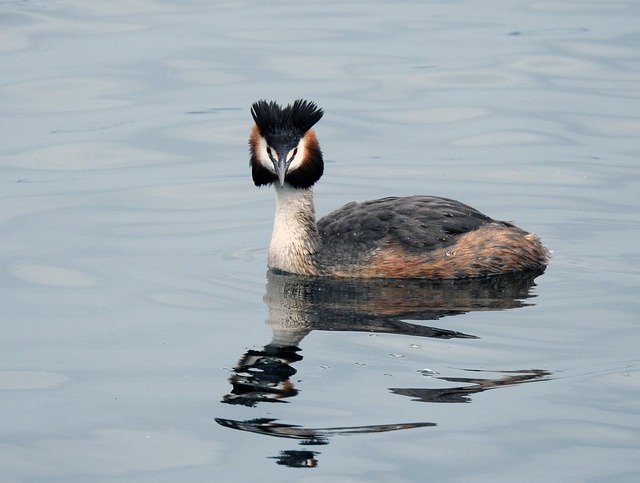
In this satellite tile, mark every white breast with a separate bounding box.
[268,185,319,275]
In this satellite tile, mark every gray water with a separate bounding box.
[1,1,639,482]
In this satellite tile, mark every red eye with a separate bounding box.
[266,146,273,157]
[293,148,298,157]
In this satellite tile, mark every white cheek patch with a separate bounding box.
[256,135,275,172]
[287,137,307,172]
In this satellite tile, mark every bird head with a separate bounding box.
[249,99,324,189]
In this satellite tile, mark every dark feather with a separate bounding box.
[251,99,324,140]
[317,196,497,257]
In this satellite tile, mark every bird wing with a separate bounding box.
[316,195,496,256]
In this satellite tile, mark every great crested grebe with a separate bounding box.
[248,99,548,279]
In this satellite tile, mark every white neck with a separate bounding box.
[268,184,320,275]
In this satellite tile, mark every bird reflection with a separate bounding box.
[215,418,435,446]
[390,368,551,404]
[260,268,543,350]
[222,344,302,406]
[218,269,549,467]
[270,449,320,468]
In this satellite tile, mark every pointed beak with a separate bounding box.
[274,151,289,188]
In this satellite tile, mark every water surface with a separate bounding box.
[1,1,639,481]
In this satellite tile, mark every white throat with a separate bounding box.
[268,184,320,275]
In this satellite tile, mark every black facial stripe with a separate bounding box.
[251,156,278,186]
[283,143,323,189]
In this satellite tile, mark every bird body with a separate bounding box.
[248,99,548,279]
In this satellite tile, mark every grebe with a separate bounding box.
[248,99,548,279]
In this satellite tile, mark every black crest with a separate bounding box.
[251,99,323,139]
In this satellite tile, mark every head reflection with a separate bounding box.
[218,270,548,467]
[222,344,302,407]
[270,450,319,468]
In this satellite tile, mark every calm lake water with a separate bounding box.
[1,1,639,481]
